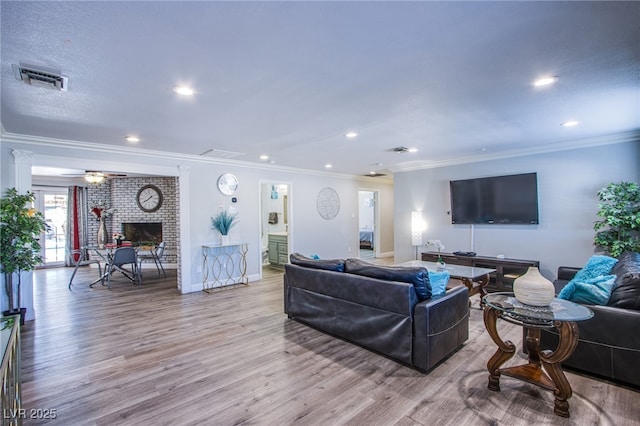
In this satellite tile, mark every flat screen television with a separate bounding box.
[449,173,539,224]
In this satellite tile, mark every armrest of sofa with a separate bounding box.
[414,285,469,332]
[557,266,580,281]
[553,266,580,294]
[413,286,469,372]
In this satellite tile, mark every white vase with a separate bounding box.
[513,266,555,306]
[221,235,230,246]
[97,218,107,248]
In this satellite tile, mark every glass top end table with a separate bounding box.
[482,292,594,418]
[401,260,496,307]
[484,292,593,325]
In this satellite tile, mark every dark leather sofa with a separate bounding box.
[540,252,640,388]
[284,254,469,372]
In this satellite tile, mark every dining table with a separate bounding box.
[80,242,135,287]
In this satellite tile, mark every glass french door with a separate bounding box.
[33,189,68,266]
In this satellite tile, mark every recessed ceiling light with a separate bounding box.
[561,120,579,127]
[173,86,194,96]
[533,76,558,87]
[125,136,140,143]
[260,154,269,161]
[345,132,358,138]
[408,148,418,153]
[325,164,333,169]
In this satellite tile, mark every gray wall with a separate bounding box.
[394,140,640,279]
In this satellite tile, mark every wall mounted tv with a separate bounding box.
[449,172,539,225]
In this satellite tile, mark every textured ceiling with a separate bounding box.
[1,1,639,177]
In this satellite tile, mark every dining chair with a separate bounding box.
[106,246,142,288]
[68,248,103,289]
[138,241,166,278]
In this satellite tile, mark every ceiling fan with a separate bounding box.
[62,170,127,184]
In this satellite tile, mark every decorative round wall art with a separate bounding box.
[316,187,340,220]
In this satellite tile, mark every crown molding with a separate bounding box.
[390,130,640,173]
[0,131,393,184]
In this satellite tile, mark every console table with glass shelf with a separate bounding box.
[202,242,248,292]
[482,292,593,418]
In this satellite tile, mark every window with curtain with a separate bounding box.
[65,186,89,266]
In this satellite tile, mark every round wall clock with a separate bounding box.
[217,173,239,195]
[136,184,163,213]
[316,187,340,220]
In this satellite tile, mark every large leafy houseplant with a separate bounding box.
[593,182,640,257]
[0,188,49,319]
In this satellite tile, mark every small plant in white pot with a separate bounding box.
[211,210,237,245]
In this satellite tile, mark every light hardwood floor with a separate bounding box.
[20,263,639,425]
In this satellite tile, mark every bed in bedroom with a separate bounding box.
[359,229,374,249]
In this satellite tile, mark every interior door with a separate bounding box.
[358,190,376,259]
[260,182,291,271]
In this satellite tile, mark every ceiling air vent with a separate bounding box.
[199,148,245,159]
[12,64,68,91]
[364,172,387,177]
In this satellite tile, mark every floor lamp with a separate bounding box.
[411,211,424,260]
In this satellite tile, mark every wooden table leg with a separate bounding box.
[539,321,579,417]
[483,306,516,391]
[476,273,489,308]
[462,273,490,308]
[484,312,579,418]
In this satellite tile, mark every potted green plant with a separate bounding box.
[211,210,237,245]
[593,181,640,257]
[0,188,49,324]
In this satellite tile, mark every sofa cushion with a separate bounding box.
[345,258,431,300]
[557,274,616,305]
[289,253,345,272]
[608,252,640,309]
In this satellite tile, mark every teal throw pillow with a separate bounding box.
[558,274,616,305]
[428,270,450,297]
[570,255,618,284]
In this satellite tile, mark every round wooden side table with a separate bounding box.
[482,292,593,418]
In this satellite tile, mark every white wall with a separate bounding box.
[394,139,640,279]
[0,135,395,316]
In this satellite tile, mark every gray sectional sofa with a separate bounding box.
[283,254,469,372]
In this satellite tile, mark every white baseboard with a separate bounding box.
[376,251,394,258]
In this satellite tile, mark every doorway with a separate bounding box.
[358,190,377,259]
[33,188,68,267]
[260,182,291,273]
